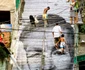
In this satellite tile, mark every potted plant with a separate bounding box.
[78,24,85,43]
[0,42,9,64]
[79,24,85,34]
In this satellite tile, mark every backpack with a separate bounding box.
[75,1,79,9]
[73,1,79,12]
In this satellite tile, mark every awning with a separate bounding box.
[74,55,85,64]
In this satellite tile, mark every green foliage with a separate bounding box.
[0,43,9,64]
[80,24,85,34]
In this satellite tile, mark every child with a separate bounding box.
[56,34,66,53]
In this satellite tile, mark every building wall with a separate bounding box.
[0,0,22,69]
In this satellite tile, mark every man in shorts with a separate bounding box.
[42,6,50,27]
[56,34,67,53]
[69,0,79,24]
[52,23,62,46]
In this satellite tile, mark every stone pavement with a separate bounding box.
[16,14,74,70]
[12,0,76,70]
[22,0,83,24]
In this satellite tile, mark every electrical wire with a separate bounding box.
[0,27,82,35]
[0,0,84,69]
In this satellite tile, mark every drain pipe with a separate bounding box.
[74,24,79,70]
[41,26,46,70]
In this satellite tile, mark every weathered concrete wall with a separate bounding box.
[0,0,15,10]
